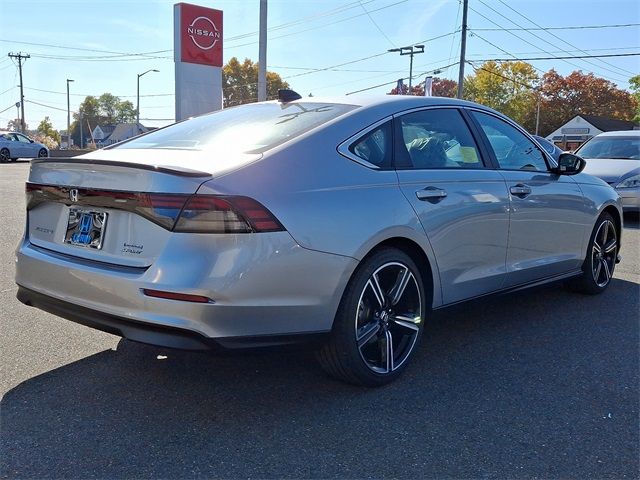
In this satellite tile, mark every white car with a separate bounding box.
[576,130,640,214]
[0,131,49,162]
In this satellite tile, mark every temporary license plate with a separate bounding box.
[64,208,108,249]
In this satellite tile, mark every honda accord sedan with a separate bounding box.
[15,93,623,386]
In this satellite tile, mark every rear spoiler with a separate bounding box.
[30,157,212,178]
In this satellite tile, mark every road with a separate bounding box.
[1,160,638,479]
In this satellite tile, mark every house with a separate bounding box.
[94,123,149,146]
[546,115,639,151]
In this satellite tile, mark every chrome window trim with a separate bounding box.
[337,116,394,170]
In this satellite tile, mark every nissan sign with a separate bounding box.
[178,3,223,66]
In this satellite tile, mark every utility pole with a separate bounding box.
[258,0,267,102]
[388,45,424,94]
[8,52,30,132]
[535,92,541,135]
[66,79,74,148]
[457,0,468,99]
[137,69,159,125]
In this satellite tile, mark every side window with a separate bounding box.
[472,111,548,171]
[16,134,31,143]
[349,121,392,168]
[395,109,483,169]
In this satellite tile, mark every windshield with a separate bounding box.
[576,136,640,159]
[116,102,357,154]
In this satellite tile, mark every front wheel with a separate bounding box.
[0,148,9,163]
[569,212,618,294]
[38,148,48,158]
[317,248,426,386]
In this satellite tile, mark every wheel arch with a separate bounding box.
[600,203,623,252]
[359,236,438,310]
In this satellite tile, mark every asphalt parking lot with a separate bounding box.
[1,160,638,479]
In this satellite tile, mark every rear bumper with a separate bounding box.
[15,233,357,343]
[16,286,329,350]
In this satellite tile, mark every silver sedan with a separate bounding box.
[15,94,623,386]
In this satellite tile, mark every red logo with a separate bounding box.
[178,3,223,67]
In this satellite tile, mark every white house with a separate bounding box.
[546,115,638,151]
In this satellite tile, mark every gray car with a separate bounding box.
[575,130,640,213]
[15,94,623,386]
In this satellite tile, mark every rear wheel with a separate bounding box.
[0,148,9,163]
[570,212,618,294]
[317,248,426,386]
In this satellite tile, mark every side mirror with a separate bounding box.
[554,152,585,175]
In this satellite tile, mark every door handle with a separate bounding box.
[416,186,447,202]
[509,184,532,198]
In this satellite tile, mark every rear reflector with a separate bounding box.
[142,289,212,303]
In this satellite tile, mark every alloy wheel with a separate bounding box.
[591,219,617,287]
[355,262,422,374]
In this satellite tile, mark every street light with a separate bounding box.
[388,45,424,94]
[66,79,74,148]
[137,69,159,125]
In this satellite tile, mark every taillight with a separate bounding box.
[174,195,284,233]
[25,183,284,233]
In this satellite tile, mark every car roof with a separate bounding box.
[285,94,488,110]
[594,130,640,137]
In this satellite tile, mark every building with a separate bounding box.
[546,115,639,151]
[91,123,149,146]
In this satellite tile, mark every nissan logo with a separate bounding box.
[69,189,79,203]
[187,16,220,51]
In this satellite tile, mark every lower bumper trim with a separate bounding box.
[16,286,329,351]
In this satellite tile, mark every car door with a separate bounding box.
[15,133,35,157]
[469,110,589,287]
[394,107,510,305]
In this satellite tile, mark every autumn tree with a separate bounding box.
[37,116,60,143]
[464,61,539,131]
[538,70,637,136]
[629,75,640,122]
[223,57,289,107]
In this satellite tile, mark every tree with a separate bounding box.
[6,119,26,132]
[464,61,539,130]
[69,93,137,147]
[432,78,458,98]
[222,57,289,107]
[37,116,60,143]
[629,75,640,122]
[538,70,637,136]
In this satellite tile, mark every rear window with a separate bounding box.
[576,136,640,160]
[116,102,357,154]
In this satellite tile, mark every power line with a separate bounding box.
[23,86,173,98]
[0,39,171,58]
[0,104,15,114]
[494,0,637,77]
[479,52,640,62]
[474,22,640,31]
[25,99,69,113]
[359,0,396,48]
[472,1,629,83]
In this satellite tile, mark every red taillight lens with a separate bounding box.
[174,195,284,233]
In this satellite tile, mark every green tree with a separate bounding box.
[629,75,640,122]
[70,93,137,147]
[464,61,539,131]
[222,57,289,107]
[37,116,60,143]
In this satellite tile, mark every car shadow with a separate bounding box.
[623,212,639,230]
[1,279,638,479]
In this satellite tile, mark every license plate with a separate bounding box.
[64,208,108,249]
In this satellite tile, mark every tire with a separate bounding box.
[38,148,48,158]
[317,247,426,386]
[0,148,9,163]
[569,212,618,294]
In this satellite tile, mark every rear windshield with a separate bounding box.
[576,136,640,160]
[116,102,357,154]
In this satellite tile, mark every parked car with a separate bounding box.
[0,131,49,162]
[532,134,563,161]
[575,130,640,214]
[15,93,623,386]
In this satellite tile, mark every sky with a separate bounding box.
[0,0,638,131]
